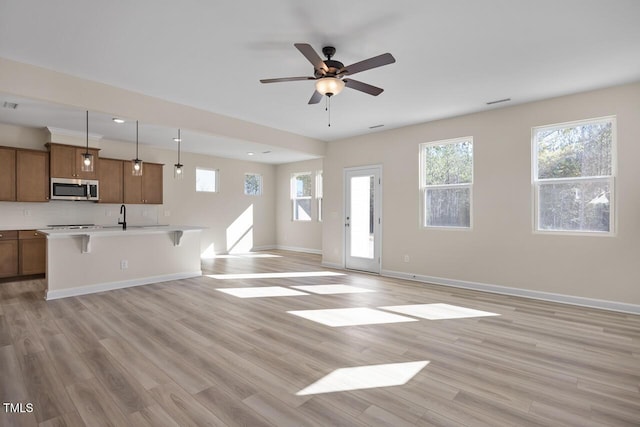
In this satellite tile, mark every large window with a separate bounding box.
[291,172,312,221]
[533,117,615,234]
[420,137,473,228]
[196,167,218,193]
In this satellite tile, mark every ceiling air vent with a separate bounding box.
[3,102,18,109]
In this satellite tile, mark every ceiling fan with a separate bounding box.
[260,43,396,104]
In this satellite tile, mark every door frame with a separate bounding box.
[343,164,382,274]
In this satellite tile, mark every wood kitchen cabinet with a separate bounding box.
[123,162,163,204]
[98,158,124,203]
[18,230,46,275]
[47,143,100,180]
[0,147,16,201]
[16,149,49,202]
[0,231,19,278]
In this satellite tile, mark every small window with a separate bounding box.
[244,173,263,196]
[196,167,218,193]
[291,172,312,221]
[420,137,473,228]
[316,171,323,222]
[533,117,615,234]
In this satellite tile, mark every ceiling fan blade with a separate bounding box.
[340,53,395,76]
[308,90,323,104]
[294,43,328,73]
[260,76,315,84]
[343,79,384,96]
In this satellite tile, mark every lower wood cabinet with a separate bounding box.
[18,230,46,275]
[0,230,46,278]
[0,231,19,278]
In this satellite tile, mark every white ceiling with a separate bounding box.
[0,0,639,163]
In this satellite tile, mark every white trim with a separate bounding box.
[321,261,343,269]
[45,270,202,300]
[380,269,640,315]
[275,245,322,255]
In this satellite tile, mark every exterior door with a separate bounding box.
[344,166,381,273]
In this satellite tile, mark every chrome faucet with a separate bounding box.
[118,204,127,230]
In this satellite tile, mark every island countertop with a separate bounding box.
[37,224,204,237]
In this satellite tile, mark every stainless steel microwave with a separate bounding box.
[50,178,99,201]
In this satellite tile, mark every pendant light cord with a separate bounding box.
[85,110,89,154]
[178,129,181,164]
[136,120,139,159]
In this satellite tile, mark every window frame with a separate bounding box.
[532,116,616,236]
[195,167,219,193]
[419,136,474,230]
[244,172,263,196]
[291,171,313,221]
[316,170,323,222]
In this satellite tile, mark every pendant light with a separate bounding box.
[173,129,184,179]
[132,120,143,176]
[80,110,94,172]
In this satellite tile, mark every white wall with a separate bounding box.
[275,158,323,253]
[0,123,276,256]
[322,82,640,307]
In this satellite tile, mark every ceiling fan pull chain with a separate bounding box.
[328,96,331,127]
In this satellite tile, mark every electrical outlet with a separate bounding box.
[106,209,112,217]
[120,260,128,270]
[403,255,410,263]
[164,210,171,217]
[23,209,31,216]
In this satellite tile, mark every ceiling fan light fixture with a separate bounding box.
[315,77,345,97]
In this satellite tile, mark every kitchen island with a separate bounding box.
[38,225,203,300]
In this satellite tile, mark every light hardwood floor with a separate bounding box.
[1,250,639,426]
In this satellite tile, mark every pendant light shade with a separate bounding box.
[132,120,143,176]
[80,110,94,173]
[174,129,184,179]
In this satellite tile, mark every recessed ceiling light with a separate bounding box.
[486,98,511,105]
[3,102,18,109]
[247,152,255,156]
[112,117,125,124]
[173,137,182,142]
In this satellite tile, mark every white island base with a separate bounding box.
[40,226,203,300]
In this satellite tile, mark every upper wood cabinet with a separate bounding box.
[0,147,16,201]
[16,149,49,202]
[98,158,124,204]
[123,162,163,204]
[47,143,100,180]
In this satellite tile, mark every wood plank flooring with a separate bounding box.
[1,250,639,426]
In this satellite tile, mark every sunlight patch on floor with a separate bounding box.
[217,286,309,298]
[296,361,429,395]
[208,271,345,280]
[287,307,418,327]
[291,285,375,294]
[380,303,500,320]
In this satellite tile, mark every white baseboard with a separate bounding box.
[381,269,640,315]
[275,245,323,255]
[321,261,343,269]
[45,270,202,300]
